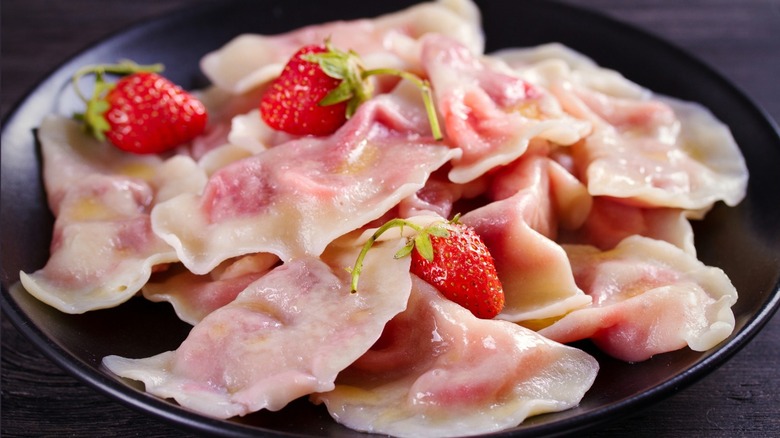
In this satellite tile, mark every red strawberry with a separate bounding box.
[350,216,505,319]
[259,45,358,136]
[409,221,505,319]
[259,40,442,139]
[73,61,208,154]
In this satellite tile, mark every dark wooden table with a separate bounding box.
[2,1,779,436]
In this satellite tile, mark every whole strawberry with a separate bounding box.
[350,216,505,319]
[259,40,442,139]
[259,45,357,136]
[409,221,505,319]
[73,60,207,154]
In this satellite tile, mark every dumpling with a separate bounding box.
[152,94,459,274]
[539,235,738,362]
[19,116,179,313]
[142,253,279,324]
[20,174,178,313]
[312,276,598,437]
[200,0,484,94]
[498,43,748,213]
[420,34,590,183]
[569,94,748,212]
[103,239,412,418]
[461,153,592,323]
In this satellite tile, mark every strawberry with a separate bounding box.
[350,216,505,319]
[73,60,207,154]
[259,40,442,139]
[259,45,357,136]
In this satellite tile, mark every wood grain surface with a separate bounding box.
[2,0,779,436]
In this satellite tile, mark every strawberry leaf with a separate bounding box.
[394,240,415,259]
[345,96,362,119]
[83,99,111,141]
[302,41,376,122]
[427,225,450,238]
[414,233,435,261]
[319,80,355,106]
[319,58,350,79]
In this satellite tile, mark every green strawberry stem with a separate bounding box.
[71,60,163,103]
[71,60,164,141]
[349,217,454,293]
[362,68,443,141]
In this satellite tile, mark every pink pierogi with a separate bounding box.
[312,276,598,437]
[103,241,411,418]
[539,236,738,362]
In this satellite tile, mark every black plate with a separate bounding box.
[3,0,780,436]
